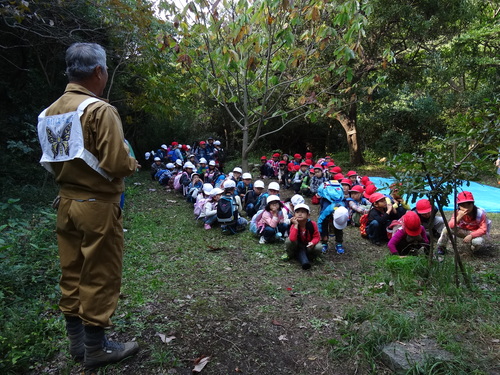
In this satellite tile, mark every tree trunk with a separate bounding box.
[336,101,364,166]
[241,126,249,172]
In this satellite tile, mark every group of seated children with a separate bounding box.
[158,149,491,267]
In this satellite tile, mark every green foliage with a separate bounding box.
[0,199,63,372]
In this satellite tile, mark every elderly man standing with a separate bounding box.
[37,43,139,369]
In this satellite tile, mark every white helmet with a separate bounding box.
[268,182,280,191]
[290,194,305,206]
[214,140,221,146]
[175,159,182,166]
[208,160,216,166]
[184,162,195,169]
[224,180,236,188]
[202,183,213,194]
[233,167,243,174]
[242,173,252,180]
[154,157,161,161]
[166,163,175,169]
[266,195,280,204]
[294,203,310,213]
[199,158,207,164]
[333,206,349,230]
[254,180,265,188]
[145,152,151,159]
[210,188,224,196]
[161,144,168,149]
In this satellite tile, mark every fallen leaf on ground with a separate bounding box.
[272,319,283,327]
[155,333,176,344]
[193,356,210,373]
[278,334,288,341]
[207,245,223,251]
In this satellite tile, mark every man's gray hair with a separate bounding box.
[65,43,107,81]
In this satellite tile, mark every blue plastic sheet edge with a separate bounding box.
[368,177,500,213]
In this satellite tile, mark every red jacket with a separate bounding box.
[289,220,321,245]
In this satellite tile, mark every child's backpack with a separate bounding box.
[173,172,183,191]
[318,181,344,203]
[359,213,369,238]
[158,171,170,186]
[386,219,403,240]
[217,195,238,223]
[193,197,209,219]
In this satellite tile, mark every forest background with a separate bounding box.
[0,0,499,374]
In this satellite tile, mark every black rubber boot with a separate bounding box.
[297,249,311,270]
[65,316,84,361]
[84,326,139,369]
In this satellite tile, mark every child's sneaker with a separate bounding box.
[336,243,345,254]
[204,224,211,230]
[321,243,328,253]
[259,236,266,244]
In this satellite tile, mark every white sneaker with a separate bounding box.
[259,236,266,244]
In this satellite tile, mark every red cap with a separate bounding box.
[171,141,178,146]
[279,160,286,165]
[293,165,300,171]
[305,159,313,165]
[305,152,313,159]
[326,161,335,168]
[346,170,358,177]
[369,192,386,204]
[457,191,474,204]
[403,211,422,236]
[272,152,280,158]
[199,141,206,145]
[324,155,331,159]
[261,156,267,160]
[300,162,309,167]
[332,166,342,173]
[294,153,302,159]
[313,164,323,170]
[333,173,344,181]
[415,199,432,214]
[349,185,365,194]
[341,178,353,187]
[364,184,377,198]
[360,176,371,186]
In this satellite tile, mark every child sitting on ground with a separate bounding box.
[412,199,444,239]
[236,173,253,202]
[199,188,223,230]
[291,162,309,194]
[346,185,370,226]
[309,165,327,200]
[388,211,429,256]
[186,172,203,204]
[366,193,399,246]
[244,180,265,218]
[257,181,281,211]
[436,191,491,254]
[217,180,248,234]
[257,195,290,244]
[284,194,305,218]
[285,203,323,270]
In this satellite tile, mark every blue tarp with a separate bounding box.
[368,177,500,213]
